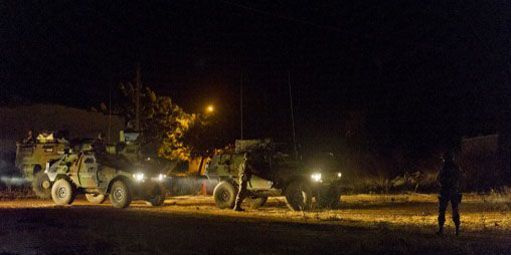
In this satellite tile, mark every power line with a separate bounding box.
[219,1,343,33]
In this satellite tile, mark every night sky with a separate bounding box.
[1,1,510,155]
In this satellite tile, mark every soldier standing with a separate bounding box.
[22,130,35,144]
[233,152,254,212]
[92,132,106,154]
[436,151,462,236]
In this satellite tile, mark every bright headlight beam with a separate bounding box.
[311,173,322,182]
[337,172,342,178]
[133,173,145,182]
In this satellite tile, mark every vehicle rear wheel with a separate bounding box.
[51,178,76,205]
[32,171,52,199]
[85,193,106,204]
[213,181,236,209]
[284,180,312,211]
[246,196,268,209]
[317,187,341,209]
[109,180,132,208]
[146,186,166,206]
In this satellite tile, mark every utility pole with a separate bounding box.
[108,84,112,143]
[240,71,244,139]
[135,64,141,131]
[288,71,298,159]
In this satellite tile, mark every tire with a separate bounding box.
[245,196,268,209]
[146,186,166,206]
[213,181,236,209]
[85,193,106,204]
[284,180,313,211]
[32,171,52,199]
[51,178,76,205]
[109,180,132,208]
[317,187,341,209]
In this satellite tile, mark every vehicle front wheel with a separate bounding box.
[85,193,106,204]
[51,178,76,205]
[33,171,52,199]
[109,180,132,208]
[146,186,166,206]
[246,196,268,209]
[284,180,312,211]
[213,181,236,209]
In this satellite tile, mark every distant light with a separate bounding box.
[206,105,214,113]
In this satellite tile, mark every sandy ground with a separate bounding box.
[0,194,510,255]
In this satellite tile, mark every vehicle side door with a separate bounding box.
[77,155,99,188]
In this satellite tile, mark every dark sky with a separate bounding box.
[1,1,509,154]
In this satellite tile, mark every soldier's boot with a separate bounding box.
[437,195,447,236]
[436,225,444,236]
[453,215,460,236]
[233,197,245,212]
[233,206,245,212]
[233,191,245,211]
[233,186,247,212]
[437,213,446,235]
[452,196,461,236]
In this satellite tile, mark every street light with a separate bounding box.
[206,105,214,114]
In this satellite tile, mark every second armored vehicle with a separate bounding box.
[205,140,343,211]
[15,139,69,198]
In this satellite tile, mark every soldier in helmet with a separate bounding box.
[436,151,462,236]
[22,130,35,144]
[233,152,255,212]
[92,132,106,154]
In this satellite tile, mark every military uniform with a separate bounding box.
[233,153,254,211]
[22,132,35,144]
[437,154,462,235]
[92,134,106,154]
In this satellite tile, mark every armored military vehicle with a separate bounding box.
[205,140,343,211]
[46,151,167,208]
[31,151,77,199]
[30,130,144,199]
[15,139,69,198]
[15,141,68,179]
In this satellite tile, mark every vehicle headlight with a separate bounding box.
[337,172,342,178]
[157,174,166,182]
[133,172,145,182]
[311,173,322,182]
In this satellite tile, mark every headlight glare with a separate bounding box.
[337,172,342,178]
[311,173,322,182]
[133,172,145,182]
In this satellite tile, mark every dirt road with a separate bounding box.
[1,194,510,255]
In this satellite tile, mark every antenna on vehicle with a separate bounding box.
[135,64,141,132]
[240,70,244,139]
[108,83,112,143]
[288,71,298,160]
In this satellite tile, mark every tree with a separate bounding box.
[117,83,206,161]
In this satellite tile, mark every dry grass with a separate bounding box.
[1,192,510,233]
[0,188,511,231]
[126,193,511,234]
[1,193,510,254]
[0,186,37,200]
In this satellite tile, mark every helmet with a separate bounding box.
[442,151,454,161]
